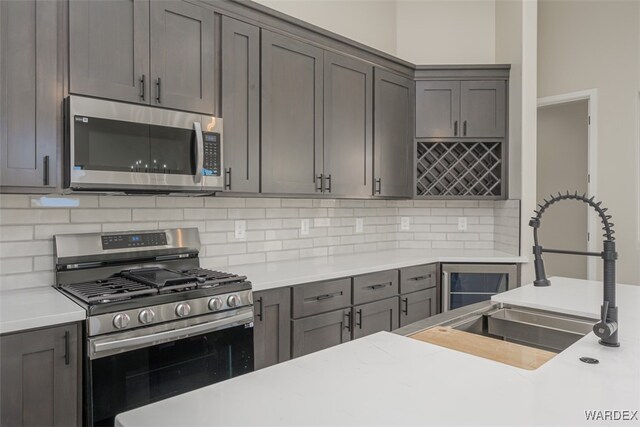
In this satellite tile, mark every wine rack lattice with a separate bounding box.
[416,141,503,197]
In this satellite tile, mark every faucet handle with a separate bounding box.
[594,300,618,342]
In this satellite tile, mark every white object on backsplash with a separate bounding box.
[300,219,310,235]
[458,217,468,231]
[355,218,364,233]
[400,217,410,231]
[234,220,246,239]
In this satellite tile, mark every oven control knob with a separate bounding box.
[227,294,241,308]
[113,313,131,329]
[208,297,223,311]
[138,309,155,324]
[175,303,191,318]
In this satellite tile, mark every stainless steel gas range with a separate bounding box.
[53,228,254,426]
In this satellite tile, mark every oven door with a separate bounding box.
[66,95,223,192]
[87,308,253,426]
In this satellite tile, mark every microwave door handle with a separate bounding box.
[194,121,203,184]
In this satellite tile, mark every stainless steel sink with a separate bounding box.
[395,301,598,353]
[484,306,597,352]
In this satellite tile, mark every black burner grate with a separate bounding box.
[180,268,247,288]
[62,277,158,303]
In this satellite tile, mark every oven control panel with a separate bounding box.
[202,132,220,177]
[101,232,168,250]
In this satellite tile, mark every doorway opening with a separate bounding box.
[537,90,598,280]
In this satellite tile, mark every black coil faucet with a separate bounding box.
[529,191,620,347]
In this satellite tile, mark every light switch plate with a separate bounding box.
[458,217,468,231]
[234,220,247,239]
[400,217,410,231]
[355,218,364,233]
[301,218,310,235]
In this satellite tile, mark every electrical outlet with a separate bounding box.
[458,217,468,232]
[355,218,364,233]
[234,220,246,239]
[300,218,310,235]
[400,217,410,231]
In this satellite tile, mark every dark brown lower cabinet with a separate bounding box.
[352,297,399,339]
[253,288,291,370]
[400,287,438,327]
[0,323,81,427]
[291,308,351,358]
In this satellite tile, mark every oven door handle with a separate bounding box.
[193,121,204,184]
[91,310,253,359]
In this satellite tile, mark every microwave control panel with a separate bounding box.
[202,132,220,176]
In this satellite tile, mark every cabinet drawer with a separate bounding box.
[352,270,399,305]
[292,278,351,318]
[400,264,437,294]
[291,308,351,358]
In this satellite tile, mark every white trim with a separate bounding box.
[537,89,598,280]
[636,91,640,249]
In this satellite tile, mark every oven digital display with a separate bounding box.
[101,232,167,249]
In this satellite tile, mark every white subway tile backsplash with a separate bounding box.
[0,195,30,208]
[1,257,32,274]
[1,209,69,225]
[100,196,156,208]
[0,195,521,290]
[72,209,130,223]
[228,208,265,219]
[0,225,33,241]
[35,223,101,240]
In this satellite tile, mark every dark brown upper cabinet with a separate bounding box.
[416,81,460,138]
[416,79,506,138]
[261,30,324,195]
[460,80,506,138]
[221,16,260,193]
[69,0,150,105]
[69,0,214,114]
[373,68,414,198]
[150,1,215,114]
[323,52,373,197]
[1,0,61,191]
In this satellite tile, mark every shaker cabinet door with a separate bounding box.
[291,308,351,358]
[150,0,215,114]
[1,0,60,190]
[69,0,150,104]
[253,288,291,370]
[323,52,373,197]
[0,323,80,427]
[373,68,414,198]
[415,81,460,138]
[352,297,399,340]
[460,80,506,138]
[261,30,324,195]
[400,287,438,327]
[221,16,260,193]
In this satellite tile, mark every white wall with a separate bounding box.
[254,0,497,65]
[537,0,640,284]
[396,0,496,64]
[254,0,398,56]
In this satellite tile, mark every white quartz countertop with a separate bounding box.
[0,286,85,334]
[232,248,527,291]
[115,277,640,427]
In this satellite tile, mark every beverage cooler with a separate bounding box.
[441,264,519,312]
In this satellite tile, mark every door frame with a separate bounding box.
[537,89,598,280]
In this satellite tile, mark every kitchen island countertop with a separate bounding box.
[115,277,640,426]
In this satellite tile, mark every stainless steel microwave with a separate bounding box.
[64,96,223,193]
